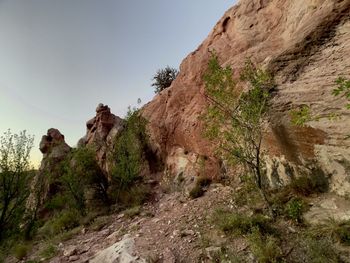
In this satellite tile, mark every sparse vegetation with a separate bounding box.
[333,77,350,109]
[152,66,178,93]
[285,197,306,223]
[39,243,57,260]
[12,243,31,260]
[212,209,275,236]
[248,228,282,263]
[309,217,350,245]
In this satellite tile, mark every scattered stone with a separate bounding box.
[68,255,79,262]
[63,246,77,257]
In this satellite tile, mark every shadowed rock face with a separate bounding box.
[80,103,124,175]
[143,0,350,195]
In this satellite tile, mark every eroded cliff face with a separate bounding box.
[143,0,350,195]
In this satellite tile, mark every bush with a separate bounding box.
[248,228,282,263]
[309,218,350,245]
[39,244,57,260]
[110,108,149,204]
[212,209,275,236]
[152,66,178,93]
[59,146,108,215]
[39,210,81,238]
[12,243,31,260]
[285,198,306,223]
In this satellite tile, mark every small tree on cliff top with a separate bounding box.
[202,53,275,215]
[152,66,179,94]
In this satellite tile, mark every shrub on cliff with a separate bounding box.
[110,107,149,204]
[202,52,275,216]
[0,130,34,241]
[152,66,178,93]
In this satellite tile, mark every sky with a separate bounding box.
[0,0,235,167]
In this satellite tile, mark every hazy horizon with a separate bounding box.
[0,0,235,167]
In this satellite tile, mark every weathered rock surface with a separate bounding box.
[79,103,124,175]
[143,0,350,195]
[89,234,145,263]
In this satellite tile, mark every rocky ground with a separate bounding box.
[11,180,349,263]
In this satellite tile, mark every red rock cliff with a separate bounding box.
[143,0,350,195]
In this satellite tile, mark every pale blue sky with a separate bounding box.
[0,0,235,166]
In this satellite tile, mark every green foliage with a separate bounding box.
[233,174,262,207]
[38,210,81,238]
[110,108,148,203]
[12,243,31,260]
[285,197,305,223]
[290,105,313,127]
[189,176,212,199]
[297,236,339,263]
[59,146,108,215]
[39,244,57,260]
[124,205,141,218]
[333,77,350,109]
[248,228,282,263]
[152,66,178,93]
[0,129,34,241]
[203,52,275,214]
[309,218,350,246]
[212,209,275,236]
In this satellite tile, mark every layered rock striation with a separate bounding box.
[143,0,350,195]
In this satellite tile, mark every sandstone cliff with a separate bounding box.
[143,0,350,196]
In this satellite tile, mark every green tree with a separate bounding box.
[111,107,148,199]
[202,53,275,215]
[0,130,34,241]
[152,66,178,93]
[60,146,108,215]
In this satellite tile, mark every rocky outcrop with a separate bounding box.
[79,103,124,175]
[143,0,350,195]
[27,129,71,212]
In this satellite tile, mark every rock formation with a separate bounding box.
[27,128,71,212]
[143,0,350,196]
[79,103,124,175]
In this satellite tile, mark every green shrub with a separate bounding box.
[310,218,350,245]
[299,236,339,263]
[110,108,148,202]
[233,175,262,207]
[285,198,306,223]
[89,216,110,231]
[116,184,150,208]
[152,66,178,94]
[39,210,81,237]
[124,206,141,218]
[39,244,57,260]
[212,209,275,236]
[248,228,281,263]
[12,243,31,260]
[59,146,109,215]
